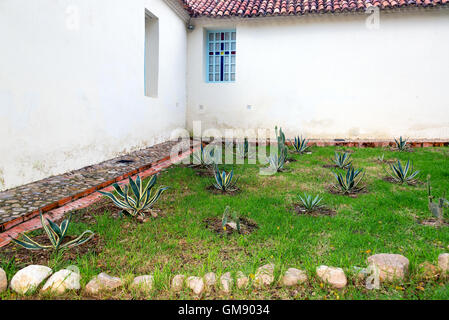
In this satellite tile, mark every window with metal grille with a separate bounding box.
[206,30,236,83]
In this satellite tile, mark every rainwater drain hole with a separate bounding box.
[116,159,134,164]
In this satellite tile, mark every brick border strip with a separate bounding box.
[0,144,198,235]
[302,140,449,148]
[0,147,196,247]
[213,140,449,148]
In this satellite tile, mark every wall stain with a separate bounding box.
[0,168,4,189]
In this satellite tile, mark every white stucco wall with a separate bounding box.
[0,0,187,191]
[186,8,449,140]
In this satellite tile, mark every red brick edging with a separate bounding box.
[286,140,449,148]
[0,148,196,248]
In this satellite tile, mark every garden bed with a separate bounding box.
[1,145,449,300]
[1,234,103,267]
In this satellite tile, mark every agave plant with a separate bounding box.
[386,159,419,184]
[332,152,352,169]
[10,211,94,251]
[221,206,241,233]
[192,144,216,167]
[213,166,238,192]
[394,136,409,152]
[292,136,309,154]
[98,174,168,218]
[298,193,323,211]
[377,154,385,162]
[333,167,365,194]
[236,138,253,159]
[267,152,285,172]
[427,175,449,223]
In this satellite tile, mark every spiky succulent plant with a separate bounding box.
[333,152,352,169]
[298,193,323,211]
[385,159,419,184]
[394,136,409,152]
[10,211,94,251]
[236,138,253,159]
[377,154,385,162]
[192,144,216,167]
[267,152,285,172]
[213,166,238,192]
[98,174,168,218]
[292,136,309,154]
[333,167,365,194]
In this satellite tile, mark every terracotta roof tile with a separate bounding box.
[180,0,447,16]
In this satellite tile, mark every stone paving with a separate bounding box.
[0,141,180,229]
[0,147,195,247]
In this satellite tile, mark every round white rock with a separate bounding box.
[10,265,52,294]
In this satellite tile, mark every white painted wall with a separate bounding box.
[186,9,449,140]
[0,0,187,191]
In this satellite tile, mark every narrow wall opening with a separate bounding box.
[145,10,159,97]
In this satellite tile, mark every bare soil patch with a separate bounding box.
[327,184,368,198]
[1,234,103,267]
[417,218,449,227]
[336,148,355,154]
[194,168,214,177]
[72,198,164,222]
[73,198,122,222]
[289,151,312,156]
[389,147,415,153]
[293,204,337,217]
[322,164,339,169]
[206,185,241,196]
[191,166,214,177]
[382,176,421,186]
[374,159,396,165]
[178,164,214,177]
[203,217,258,235]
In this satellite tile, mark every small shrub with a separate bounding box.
[292,136,309,154]
[10,211,94,251]
[99,174,168,218]
[213,166,238,192]
[386,159,419,184]
[267,152,285,172]
[333,152,352,169]
[333,167,365,194]
[298,193,323,211]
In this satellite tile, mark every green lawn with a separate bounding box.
[1,145,449,300]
